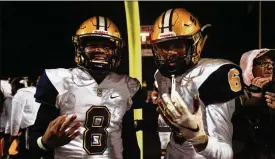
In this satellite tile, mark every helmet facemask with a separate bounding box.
[74,35,123,73]
[151,31,202,77]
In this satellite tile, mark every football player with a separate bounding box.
[8,76,41,158]
[150,8,243,158]
[30,16,141,159]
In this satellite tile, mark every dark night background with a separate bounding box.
[1,2,275,159]
[1,1,275,88]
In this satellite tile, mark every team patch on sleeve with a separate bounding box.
[199,64,244,106]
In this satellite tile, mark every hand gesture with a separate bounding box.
[41,114,81,149]
[157,91,206,143]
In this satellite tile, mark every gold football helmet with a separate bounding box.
[73,16,123,72]
[150,8,211,77]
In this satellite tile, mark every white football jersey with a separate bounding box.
[45,68,140,159]
[11,87,40,136]
[155,58,242,159]
[0,80,12,98]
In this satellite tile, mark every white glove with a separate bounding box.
[157,91,207,144]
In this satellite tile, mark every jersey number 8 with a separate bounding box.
[83,106,111,155]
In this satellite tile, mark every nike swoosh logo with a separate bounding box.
[184,23,191,26]
[110,95,119,99]
[180,124,200,132]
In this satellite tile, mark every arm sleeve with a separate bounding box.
[126,77,143,110]
[122,80,143,159]
[197,64,244,158]
[122,105,140,159]
[199,64,244,105]
[130,87,147,109]
[29,71,59,157]
[29,103,59,158]
[198,99,235,159]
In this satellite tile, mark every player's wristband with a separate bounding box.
[37,136,48,151]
